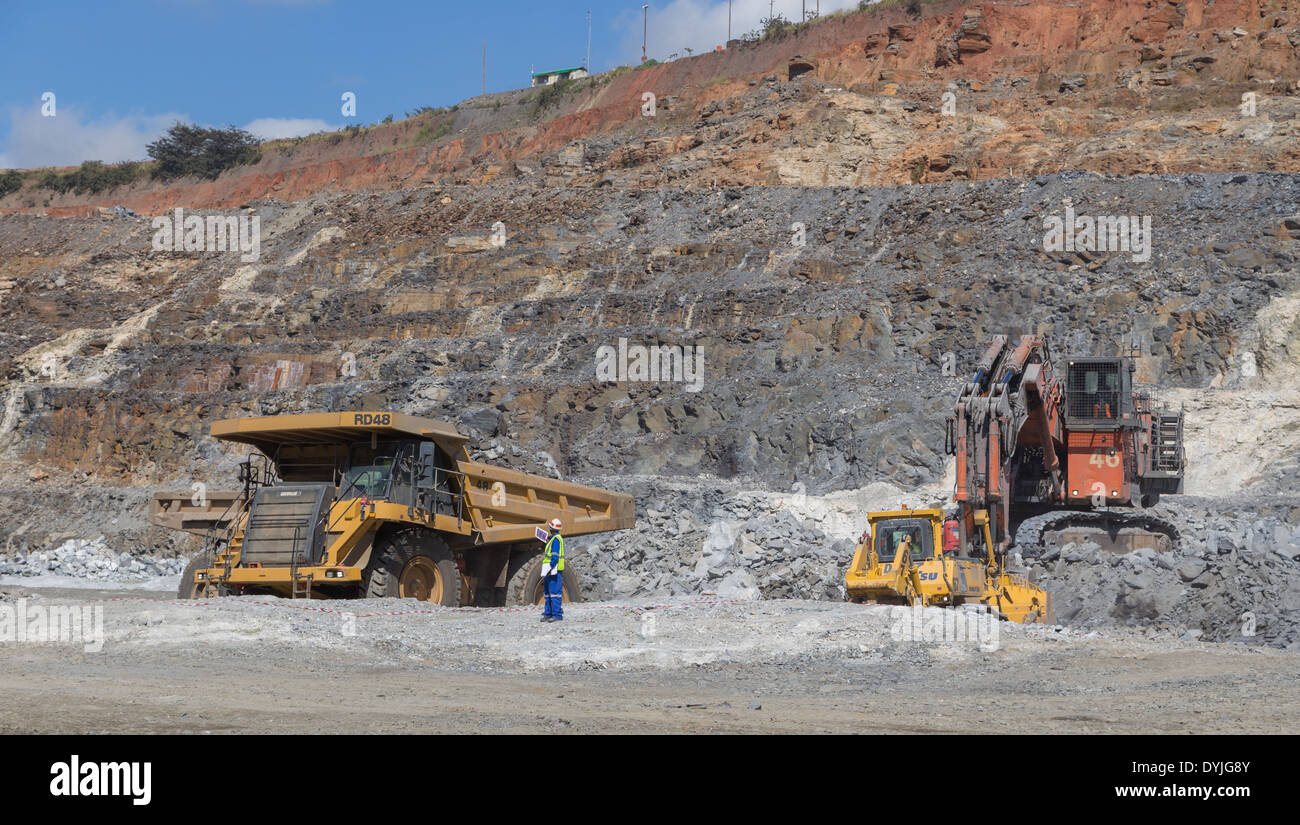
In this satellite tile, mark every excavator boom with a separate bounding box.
[846,334,1186,624]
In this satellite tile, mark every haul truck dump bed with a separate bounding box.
[149,412,635,605]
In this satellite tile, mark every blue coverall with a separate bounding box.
[542,533,564,621]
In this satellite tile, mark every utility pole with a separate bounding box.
[482,40,486,96]
[586,11,592,71]
[728,0,732,42]
[641,4,649,63]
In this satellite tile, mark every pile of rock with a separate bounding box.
[572,482,853,603]
[1027,499,1300,649]
[0,537,186,581]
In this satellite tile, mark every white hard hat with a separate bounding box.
[548,518,563,532]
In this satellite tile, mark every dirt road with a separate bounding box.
[1,586,1295,734]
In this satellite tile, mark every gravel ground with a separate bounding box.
[1,584,1296,733]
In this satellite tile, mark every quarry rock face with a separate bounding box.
[4,0,1298,214]
[1,0,1299,647]
[935,9,992,66]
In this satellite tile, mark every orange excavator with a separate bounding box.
[846,334,1185,622]
[945,334,1185,560]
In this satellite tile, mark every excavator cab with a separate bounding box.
[1066,358,1129,423]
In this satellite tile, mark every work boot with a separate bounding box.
[540,615,553,623]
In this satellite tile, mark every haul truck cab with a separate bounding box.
[149,412,635,605]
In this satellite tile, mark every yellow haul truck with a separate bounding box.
[845,508,1052,624]
[149,412,635,605]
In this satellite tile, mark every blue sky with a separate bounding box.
[0,0,862,169]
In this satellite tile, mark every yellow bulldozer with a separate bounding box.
[845,508,1052,624]
[149,412,634,605]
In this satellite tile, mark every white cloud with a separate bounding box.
[0,107,185,170]
[613,0,864,66]
[0,110,343,171]
[242,117,337,141]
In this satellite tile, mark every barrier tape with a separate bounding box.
[87,594,753,620]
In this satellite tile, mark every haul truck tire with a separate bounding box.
[362,530,460,606]
[505,550,582,607]
[178,551,219,599]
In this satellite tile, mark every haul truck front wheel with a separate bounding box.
[178,551,220,599]
[362,531,460,606]
[505,550,582,607]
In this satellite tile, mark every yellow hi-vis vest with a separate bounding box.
[543,534,565,572]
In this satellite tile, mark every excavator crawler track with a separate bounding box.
[1013,510,1181,558]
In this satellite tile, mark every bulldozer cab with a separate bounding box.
[874,517,935,563]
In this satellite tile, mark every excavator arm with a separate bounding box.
[947,334,1063,559]
[946,334,1183,561]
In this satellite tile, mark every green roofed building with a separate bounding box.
[531,66,589,87]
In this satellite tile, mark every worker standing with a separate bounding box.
[540,518,565,623]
